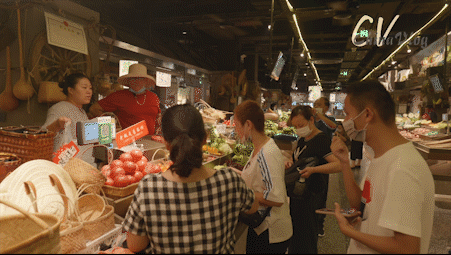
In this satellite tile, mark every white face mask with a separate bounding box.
[296,124,312,138]
[342,109,368,142]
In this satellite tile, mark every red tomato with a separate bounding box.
[101,165,111,177]
[145,162,162,174]
[111,167,125,178]
[140,156,148,164]
[125,174,136,185]
[119,152,133,163]
[130,149,143,162]
[134,171,144,182]
[136,160,147,172]
[114,175,128,187]
[105,177,114,186]
[123,161,137,175]
[110,160,124,170]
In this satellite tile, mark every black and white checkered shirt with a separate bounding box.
[122,168,255,254]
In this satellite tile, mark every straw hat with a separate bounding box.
[117,63,156,88]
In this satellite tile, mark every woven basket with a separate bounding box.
[82,205,115,242]
[0,199,61,254]
[63,145,112,194]
[102,182,138,199]
[49,174,87,254]
[77,183,106,222]
[0,126,54,163]
[0,152,21,183]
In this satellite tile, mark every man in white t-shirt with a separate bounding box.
[330,80,435,254]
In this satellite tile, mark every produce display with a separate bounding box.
[231,142,253,167]
[264,119,296,137]
[101,149,148,187]
[205,126,233,155]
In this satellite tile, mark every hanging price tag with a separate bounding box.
[53,140,80,166]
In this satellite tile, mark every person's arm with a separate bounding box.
[126,232,149,253]
[331,136,362,208]
[88,102,105,119]
[298,153,341,178]
[313,109,337,129]
[334,203,420,253]
[45,117,71,133]
[254,191,283,207]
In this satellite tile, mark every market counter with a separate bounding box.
[412,141,451,161]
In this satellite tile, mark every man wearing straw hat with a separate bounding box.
[89,63,162,135]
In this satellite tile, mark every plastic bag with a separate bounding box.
[53,122,80,166]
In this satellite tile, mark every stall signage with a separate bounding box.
[44,12,88,55]
[116,120,149,148]
[53,141,79,166]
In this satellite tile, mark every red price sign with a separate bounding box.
[53,140,80,166]
[116,120,149,148]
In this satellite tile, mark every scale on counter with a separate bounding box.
[76,116,115,146]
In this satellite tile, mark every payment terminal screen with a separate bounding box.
[84,122,99,142]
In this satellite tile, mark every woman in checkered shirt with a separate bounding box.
[123,104,260,253]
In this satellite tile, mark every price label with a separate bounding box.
[53,140,80,166]
[443,114,449,121]
[115,120,149,148]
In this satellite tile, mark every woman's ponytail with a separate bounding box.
[161,104,206,178]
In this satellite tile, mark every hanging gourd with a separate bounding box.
[0,46,20,112]
[12,7,34,101]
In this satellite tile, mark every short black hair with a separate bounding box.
[345,80,396,126]
[58,73,89,96]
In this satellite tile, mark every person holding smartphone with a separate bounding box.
[330,80,435,253]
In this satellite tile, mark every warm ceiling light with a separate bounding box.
[407,45,412,53]
[268,24,271,30]
[183,31,187,35]
[391,60,396,65]
[304,73,307,76]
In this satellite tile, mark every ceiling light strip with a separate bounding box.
[362,3,449,81]
[289,9,322,88]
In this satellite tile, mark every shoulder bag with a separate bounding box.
[238,206,272,229]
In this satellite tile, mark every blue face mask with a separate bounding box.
[129,87,146,95]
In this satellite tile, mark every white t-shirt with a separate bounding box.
[42,101,95,165]
[348,142,435,254]
[241,138,293,244]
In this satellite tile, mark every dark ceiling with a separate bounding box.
[71,0,451,93]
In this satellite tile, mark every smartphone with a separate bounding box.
[315,208,360,218]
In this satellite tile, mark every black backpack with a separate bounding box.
[285,156,318,198]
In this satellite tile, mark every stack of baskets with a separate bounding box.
[0,126,54,163]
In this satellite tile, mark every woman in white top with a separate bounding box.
[42,73,94,164]
[231,100,293,254]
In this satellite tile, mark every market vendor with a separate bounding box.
[42,72,95,165]
[88,63,162,135]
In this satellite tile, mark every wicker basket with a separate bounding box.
[82,205,115,242]
[0,126,54,163]
[0,152,21,183]
[49,174,87,254]
[63,145,112,194]
[77,183,106,222]
[102,182,139,199]
[0,199,62,254]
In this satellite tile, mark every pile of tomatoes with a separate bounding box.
[101,149,149,187]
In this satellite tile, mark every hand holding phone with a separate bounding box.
[315,208,360,218]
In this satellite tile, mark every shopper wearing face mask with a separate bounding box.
[330,81,435,254]
[88,63,162,135]
[231,100,292,254]
[313,97,337,140]
[285,105,341,254]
